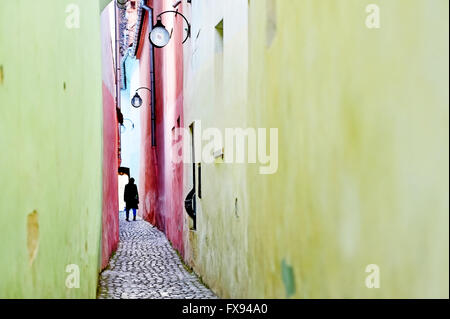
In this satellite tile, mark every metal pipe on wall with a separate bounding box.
[114,0,122,164]
[142,2,157,148]
[149,7,157,148]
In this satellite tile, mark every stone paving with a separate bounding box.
[97,212,217,299]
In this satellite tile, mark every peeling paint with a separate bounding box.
[26,211,39,267]
[281,260,296,298]
[0,65,4,85]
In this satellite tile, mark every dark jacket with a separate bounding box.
[124,183,139,209]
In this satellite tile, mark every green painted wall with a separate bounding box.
[183,0,448,298]
[0,0,105,298]
[183,0,251,298]
[247,0,449,299]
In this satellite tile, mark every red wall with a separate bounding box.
[100,4,119,269]
[138,9,158,227]
[164,0,185,257]
[101,84,119,269]
[137,0,185,256]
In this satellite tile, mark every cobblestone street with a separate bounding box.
[97,212,217,299]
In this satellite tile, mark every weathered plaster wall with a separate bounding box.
[246,0,448,299]
[137,6,159,226]
[137,0,185,255]
[100,2,119,271]
[182,0,449,298]
[0,0,108,297]
[182,0,250,297]
[158,0,185,256]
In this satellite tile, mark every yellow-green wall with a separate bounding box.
[0,0,106,298]
[183,0,449,298]
[183,0,251,298]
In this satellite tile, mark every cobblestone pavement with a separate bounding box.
[97,212,217,299]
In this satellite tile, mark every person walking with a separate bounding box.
[124,177,139,221]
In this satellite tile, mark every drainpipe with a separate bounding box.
[115,1,122,164]
[142,2,157,148]
[115,2,121,109]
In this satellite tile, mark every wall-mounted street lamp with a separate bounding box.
[149,10,191,48]
[131,93,143,108]
[130,86,156,147]
[131,87,151,108]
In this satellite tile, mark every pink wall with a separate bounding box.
[138,10,158,227]
[100,4,119,270]
[164,0,185,257]
[137,0,185,256]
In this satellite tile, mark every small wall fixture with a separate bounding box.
[149,10,191,48]
[131,87,151,108]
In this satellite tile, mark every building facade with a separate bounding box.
[133,0,185,255]
[100,2,120,271]
[0,0,115,298]
[134,0,448,298]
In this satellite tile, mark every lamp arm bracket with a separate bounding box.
[157,10,191,43]
[136,87,152,93]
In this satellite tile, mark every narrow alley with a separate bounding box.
[97,213,216,299]
[0,0,448,302]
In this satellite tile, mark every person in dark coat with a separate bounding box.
[124,178,139,221]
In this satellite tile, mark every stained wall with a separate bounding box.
[0,0,111,298]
